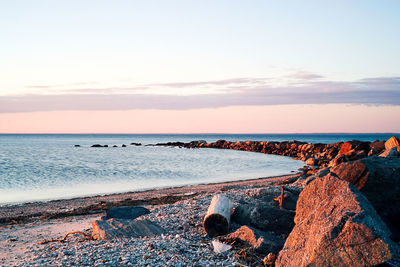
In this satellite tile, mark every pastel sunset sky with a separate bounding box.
[1,1,399,133]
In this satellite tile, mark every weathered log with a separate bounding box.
[203,194,233,237]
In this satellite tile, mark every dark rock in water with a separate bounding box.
[113,145,118,147]
[92,218,164,240]
[106,206,150,220]
[122,144,127,147]
[331,156,400,241]
[103,145,108,147]
[226,225,284,254]
[130,142,142,146]
[276,174,400,267]
[74,145,81,147]
[91,144,103,147]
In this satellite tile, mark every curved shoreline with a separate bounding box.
[0,172,301,225]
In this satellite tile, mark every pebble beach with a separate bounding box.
[0,174,298,266]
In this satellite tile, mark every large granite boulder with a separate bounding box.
[330,156,400,240]
[92,218,164,240]
[276,174,399,267]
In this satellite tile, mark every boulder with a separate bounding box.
[91,144,103,147]
[226,225,284,254]
[330,157,400,240]
[276,174,399,267]
[369,140,385,155]
[379,146,399,157]
[385,136,400,152]
[328,154,347,167]
[130,142,142,146]
[106,206,150,220]
[92,218,164,240]
[232,187,299,236]
[305,157,318,166]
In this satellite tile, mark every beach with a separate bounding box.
[1,136,399,266]
[0,173,299,266]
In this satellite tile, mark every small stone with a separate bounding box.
[263,253,276,266]
[61,250,75,256]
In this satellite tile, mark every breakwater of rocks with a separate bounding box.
[153,138,394,169]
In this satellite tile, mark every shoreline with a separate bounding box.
[0,172,301,225]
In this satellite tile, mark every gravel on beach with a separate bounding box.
[0,176,296,267]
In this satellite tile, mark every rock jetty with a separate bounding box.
[153,138,394,168]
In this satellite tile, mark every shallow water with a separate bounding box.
[0,133,395,205]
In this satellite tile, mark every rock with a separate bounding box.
[328,154,347,167]
[113,145,118,147]
[379,146,399,157]
[338,141,354,155]
[122,144,127,147]
[226,225,284,253]
[130,142,142,146]
[330,156,400,240]
[232,187,300,236]
[91,144,103,147]
[385,136,400,152]
[276,174,399,267]
[263,253,276,266]
[369,140,385,155]
[305,157,318,166]
[74,145,81,147]
[92,218,164,240]
[106,206,150,220]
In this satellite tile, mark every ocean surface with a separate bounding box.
[0,133,396,206]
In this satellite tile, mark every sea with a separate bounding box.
[0,133,396,206]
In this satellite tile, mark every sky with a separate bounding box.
[0,0,399,133]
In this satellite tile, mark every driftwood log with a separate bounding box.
[38,231,92,245]
[203,194,233,237]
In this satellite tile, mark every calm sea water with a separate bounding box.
[0,133,396,205]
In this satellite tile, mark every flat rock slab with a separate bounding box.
[92,218,164,240]
[106,206,150,220]
[276,174,399,267]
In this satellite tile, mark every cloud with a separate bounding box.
[148,77,267,88]
[1,76,400,113]
[25,85,51,89]
[288,71,324,80]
